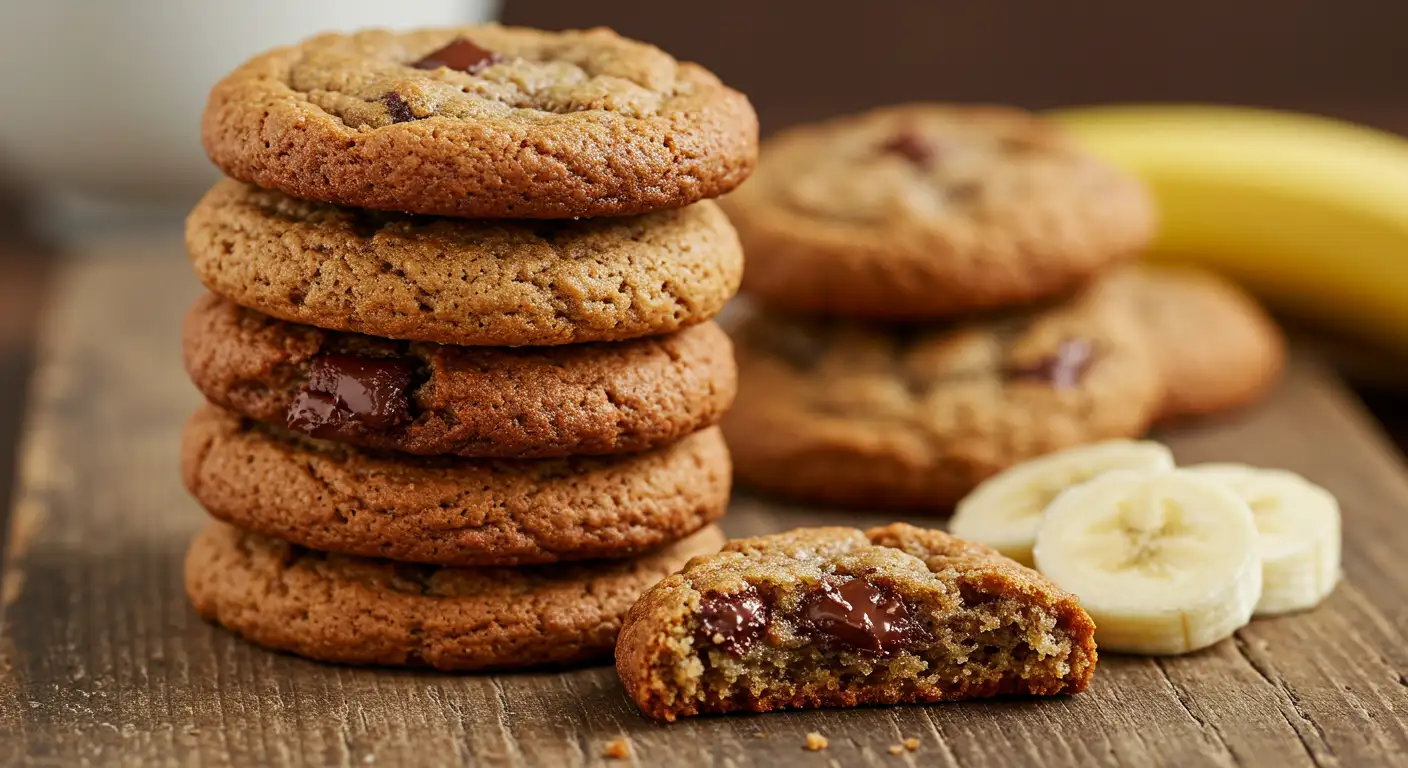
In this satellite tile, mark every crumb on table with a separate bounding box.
[888,744,905,755]
[602,737,631,760]
[903,737,920,751]
[804,732,829,751]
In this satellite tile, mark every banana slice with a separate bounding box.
[1186,464,1341,616]
[1033,469,1261,655]
[950,441,1176,565]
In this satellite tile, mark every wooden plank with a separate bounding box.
[3,249,1407,767]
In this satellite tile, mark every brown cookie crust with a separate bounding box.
[202,25,757,219]
[721,281,1163,511]
[181,405,732,566]
[616,524,1096,721]
[186,180,744,346]
[183,293,737,459]
[721,104,1153,319]
[186,522,726,671]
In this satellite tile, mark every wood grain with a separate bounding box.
[2,249,1407,766]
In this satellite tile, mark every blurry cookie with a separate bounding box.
[616,523,1095,721]
[182,405,730,566]
[183,293,736,459]
[186,180,744,346]
[1103,265,1285,419]
[203,25,756,219]
[186,521,725,671]
[721,104,1153,319]
[721,282,1163,510]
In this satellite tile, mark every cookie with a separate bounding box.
[183,293,736,459]
[720,104,1154,319]
[186,180,744,346]
[721,281,1164,511]
[202,25,757,219]
[1102,265,1285,419]
[181,405,731,566]
[616,524,1096,721]
[186,521,726,671]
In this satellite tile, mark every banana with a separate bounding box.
[950,440,1175,566]
[1050,104,1408,355]
[1032,469,1261,655]
[1186,464,1341,616]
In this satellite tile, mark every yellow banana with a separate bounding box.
[1049,104,1408,355]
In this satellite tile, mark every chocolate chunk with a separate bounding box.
[803,579,923,653]
[696,589,769,657]
[1006,338,1095,389]
[879,130,936,167]
[381,92,415,124]
[285,354,416,439]
[412,38,504,74]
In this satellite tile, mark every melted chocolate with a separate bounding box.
[1005,338,1095,389]
[285,354,415,439]
[803,579,924,653]
[412,38,504,74]
[696,589,769,657]
[381,92,415,124]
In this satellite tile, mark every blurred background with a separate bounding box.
[2,0,1407,511]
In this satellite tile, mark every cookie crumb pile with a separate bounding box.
[179,24,756,670]
[719,104,1285,511]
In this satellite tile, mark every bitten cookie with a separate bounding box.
[202,25,757,219]
[616,524,1096,721]
[1101,265,1285,420]
[181,405,731,566]
[721,280,1164,511]
[720,104,1154,319]
[186,522,726,671]
[183,293,736,458]
[186,181,744,346]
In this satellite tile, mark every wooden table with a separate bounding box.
[3,246,1407,767]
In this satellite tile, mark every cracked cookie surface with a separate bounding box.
[183,293,737,458]
[202,25,757,219]
[181,405,731,566]
[186,181,744,346]
[616,524,1096,721]
[720,278,1163,511]
[186,521,726,671]
[720,104,1153,319]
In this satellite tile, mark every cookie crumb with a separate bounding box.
[903,737,920,751]
[804,732,829,751]
[888,744,905,755]
[602,738,631,760]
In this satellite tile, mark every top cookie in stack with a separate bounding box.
[179,25,757,671]
[719,104,1284,511]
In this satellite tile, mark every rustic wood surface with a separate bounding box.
[2,248,1407,767]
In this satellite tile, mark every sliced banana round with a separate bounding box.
[1185,464,1341,616]
[950,440,1176,566]
[1033,469,1262,655]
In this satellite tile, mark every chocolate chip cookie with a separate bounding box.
[183,293,736,458]
[720,104,1154,319]
[720,281,1164,511]
[187,521,725,671]
[182,405,730,566]
[616,524,1096,721]
[187,180,744,346]
[202,25,757,219]
[1101,265,1285,420]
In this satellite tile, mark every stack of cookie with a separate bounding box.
[720,105,1284,511]
[177,25,757,670]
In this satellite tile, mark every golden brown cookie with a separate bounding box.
[186,180,744,346]
[181,405,731,566]
[721,104,1153,319]
[721,280,1163,511]
[202,25,756,219]
[186,521,726,671]
[183,293,736,459]
[616,524,1096,721]
[1101,265,1285,420]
